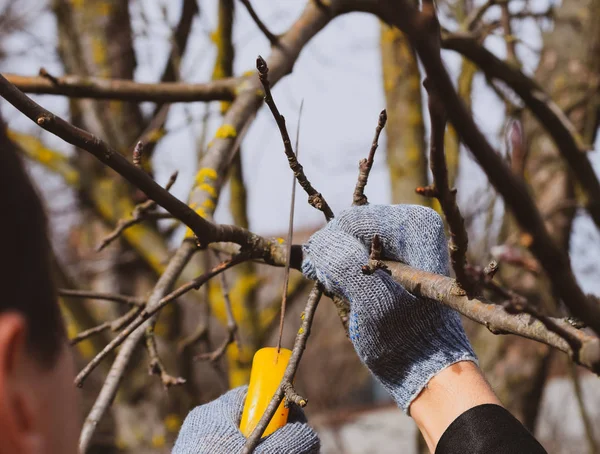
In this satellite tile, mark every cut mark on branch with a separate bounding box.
[353,109,387,206]
[133,141,144,168]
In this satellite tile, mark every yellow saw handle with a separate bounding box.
[240,347,292,438]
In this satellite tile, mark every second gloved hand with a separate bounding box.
[302,204,477,413]
[173,386,319,454]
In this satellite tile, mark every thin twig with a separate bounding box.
[74,253,249,388]
[257,275,313,344]
[361,234,391,275]
[242,284,322,453]
[195,331,234,363]
[276,100,303,352]
[256,55,334,221]
[353,109,387,205]
[567,362,598,454]
[196,253,240,362]
[177,321,209,354]
[97,212,174,251]
[96,172,178,251]
[146,321,187,388]
[239,0,279,46]
[465,0,509,31]
[57,289,145,307]
[422,77,473,295]
[70,306,143,346]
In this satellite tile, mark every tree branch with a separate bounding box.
[353,109,387,206]
[239,0,279,46]
[70,306,142,345]
[256,55,334,221]
[371,0,600,336]
[386,261,600,373]
[422,77,473,295]
[242,284,323,453]
[4,73,238,103]
[74,252,249,389]
[79,244,196,453]
[75,4,345,446]
[57,289,145,307]
[146,320,187,388]
[0,74,284,252]
[96,171,178,251]
[442,33,600,230]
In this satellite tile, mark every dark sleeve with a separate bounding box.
[435,404,547,454]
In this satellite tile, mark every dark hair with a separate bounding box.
[0,122,65,366]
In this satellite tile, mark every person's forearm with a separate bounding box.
[409,361,501,452]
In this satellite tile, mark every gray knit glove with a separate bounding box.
[302,204,477,413]
[172,386,320,453]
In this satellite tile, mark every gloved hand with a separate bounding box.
[302,204,477,413]
[172,386,320,454]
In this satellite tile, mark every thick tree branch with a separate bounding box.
[370,0,600,336]
[442,33,600,230]
[0,74,285,253]
[386,261,600,373]
[422,78,473,295]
